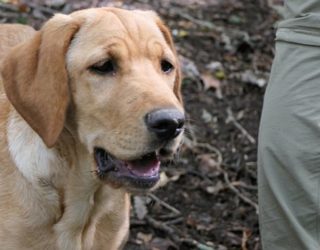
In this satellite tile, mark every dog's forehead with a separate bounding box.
[67,8,174,68]
[75,8,165,43]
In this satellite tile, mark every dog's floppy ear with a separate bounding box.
[1,14,81,147]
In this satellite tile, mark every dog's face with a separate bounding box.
[1,8,184,193]
[67,9,184,191]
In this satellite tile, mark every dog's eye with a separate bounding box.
[90,60,116,75]
[161,60,174,74]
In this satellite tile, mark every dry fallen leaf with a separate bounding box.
[206,181,226,194]
[196,153,221,176]
[241,228,252,250]
[201,72,221,91]
[137,232,153,245]
[240,70,266,88]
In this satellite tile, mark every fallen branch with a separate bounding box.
[164,217,184,225]
[222,170,258,213]
[145,216,216,250]
[231,181,257,191]
[177,11,219,30]
[185,141,258,206]
[148,193,181,215]
[158,212,182,220]
[226,107,256,144]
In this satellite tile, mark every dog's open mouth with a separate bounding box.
[94,147,160,190]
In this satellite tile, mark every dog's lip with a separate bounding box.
[93,147,160,180]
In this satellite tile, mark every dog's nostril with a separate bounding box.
[152,120,176,131]
[145,109,185,141]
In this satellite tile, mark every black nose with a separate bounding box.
[145,109,185,141]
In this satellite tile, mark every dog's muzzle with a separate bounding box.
[93,108,185,192]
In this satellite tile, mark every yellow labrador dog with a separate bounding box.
[0,7,184,250]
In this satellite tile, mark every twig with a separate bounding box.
[145,216,216,250]
[222,170,258,213]
[158,213,182,220]
[148,193,181,215]
[231,181,258,191]
[178,12,217,29]
[196,142,223,166]
[164,217,184,225]
[145,216,179,240]
[226,107,256,144]
[188,141,258,207]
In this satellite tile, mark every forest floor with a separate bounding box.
[0,0,282,249]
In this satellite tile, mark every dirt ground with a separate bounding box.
[0,0,281,249]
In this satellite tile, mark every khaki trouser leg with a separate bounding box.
[258,41,320,250]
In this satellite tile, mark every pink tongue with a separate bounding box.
[126,156,160,177]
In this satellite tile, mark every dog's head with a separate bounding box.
[1,8,184,193]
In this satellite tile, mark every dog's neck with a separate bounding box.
[7,108,76,187]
